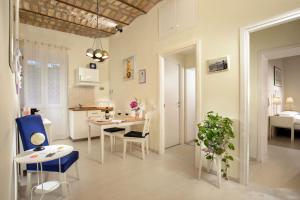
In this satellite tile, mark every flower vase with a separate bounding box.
[135,111,140,119]
[139,110,144,119]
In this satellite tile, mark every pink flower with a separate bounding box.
[130,101,138,109]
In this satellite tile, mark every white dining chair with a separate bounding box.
[119,112,152,160]
[103,111,126,152]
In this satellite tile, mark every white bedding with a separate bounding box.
[279,111,300,117]
[294,115,300,124]
[279,111,300,124]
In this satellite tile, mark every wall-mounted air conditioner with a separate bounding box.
[75,67,99,86]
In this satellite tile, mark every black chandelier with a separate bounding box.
[86,0,109,62]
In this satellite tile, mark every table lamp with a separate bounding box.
[286,97,294,111]
[30,132,46,151]
[273,97,281,115]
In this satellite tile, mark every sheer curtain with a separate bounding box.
[22,40,68,140]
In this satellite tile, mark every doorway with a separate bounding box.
[254,45,300,162]
[240,9,300,185]
[163,47,197,149]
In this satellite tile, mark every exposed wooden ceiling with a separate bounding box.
[19,0,162,38]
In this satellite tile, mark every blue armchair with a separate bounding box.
[16,115,79,193]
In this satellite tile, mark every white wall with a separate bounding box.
[250,19,300,159]
[184,52,196,69]
[283,56,300,111]
[109,0,300,179]
[266,56,300,114]
[0,0,19,199]
[19,24,110,107]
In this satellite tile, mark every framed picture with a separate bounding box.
[138,69,146,84]
[207,56,230,73]
[274,66,283,87]
[123,56,135,80]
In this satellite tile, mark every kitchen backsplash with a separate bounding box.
[68,87,95,107]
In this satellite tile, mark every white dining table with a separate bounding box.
[87,117,145,164]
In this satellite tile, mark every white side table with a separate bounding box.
[14,145,73,200]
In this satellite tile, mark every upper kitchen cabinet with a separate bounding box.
[75,67,100,87]
[159,0,176,38]
[159,0,198,39]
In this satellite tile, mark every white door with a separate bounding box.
[164,60,180,148]
[185,68,196,143]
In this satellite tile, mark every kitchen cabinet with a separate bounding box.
[159,0,176,38]
[69,110,104,140]
[75,67,100,87]
[159,0,198,38]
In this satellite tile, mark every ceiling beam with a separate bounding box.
[54,0,130,26]
[20,8,115,35]
[116,0,147,14]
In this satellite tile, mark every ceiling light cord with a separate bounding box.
[97,0,104,50]
[85,0,109,62]
[96,0,99,30]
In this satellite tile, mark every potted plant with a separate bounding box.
[195,111,235,180]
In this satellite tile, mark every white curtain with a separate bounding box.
[22,40,68,140]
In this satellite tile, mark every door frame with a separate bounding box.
[257,45,300,162]
[158,40,203,155]
[240,8,300,185]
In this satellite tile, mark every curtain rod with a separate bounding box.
[18,39,70,50]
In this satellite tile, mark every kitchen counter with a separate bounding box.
[69,107,113,111]
[69,107,113,140]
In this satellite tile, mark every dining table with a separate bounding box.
[87,117,145,164]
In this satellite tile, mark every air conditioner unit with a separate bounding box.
[75,67,99,86]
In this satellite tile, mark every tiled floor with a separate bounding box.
[269,129,300,150]
[18,138,300,200]
[250,145,300,191]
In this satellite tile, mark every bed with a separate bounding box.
[269,111,300,143]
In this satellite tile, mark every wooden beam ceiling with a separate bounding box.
[54,0,130,26]
[19,0,162,38]
[20,8,115,34]
[116,0,147,14]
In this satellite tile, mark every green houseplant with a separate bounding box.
[195,111,235,180]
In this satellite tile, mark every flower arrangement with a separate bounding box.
[130,98,142,118]
[130,98,140,111]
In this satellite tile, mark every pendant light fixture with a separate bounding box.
[85,0,109,62]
